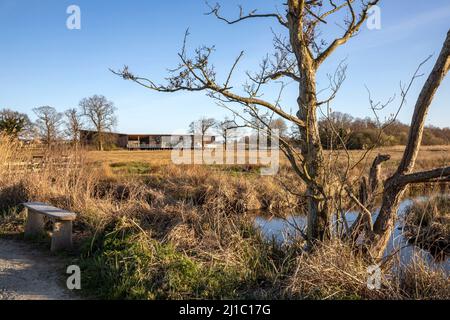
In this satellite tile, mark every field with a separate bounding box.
[86,145,450,179]
[87,145,449,165]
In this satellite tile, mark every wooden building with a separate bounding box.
[80,130,215,150]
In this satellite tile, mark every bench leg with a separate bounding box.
[51,221,73,252]
[24,208,45,238]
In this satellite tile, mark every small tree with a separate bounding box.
[216,117,245,150]
[0,109,31,138]
[64,108,84,149]
[79,95,117,151]
[270,118,288,138]
[33,106,63,147]
[189,117,216,149]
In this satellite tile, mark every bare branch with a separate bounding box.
[314,0,380,67]
[345,186,373,232]
[397,30,450,174]
[397,166,450,185]
[111,45,306,128]
[205,2,288,27]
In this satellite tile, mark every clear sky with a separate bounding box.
[0,0,449,134]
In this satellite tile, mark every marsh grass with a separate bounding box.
[394,257,450,299]
[0,137,448,300]
[110,162,153,175]
[404,196,450,256]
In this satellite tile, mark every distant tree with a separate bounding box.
[0,109,31,138]
[33,106,63,146]
[289,123,301,139]
[64,108,84,149]
[79,95,117,151]
[189,117,216,149]
[249,113,271,150]
[216,117,245,150]
[270,118,288,138]
[319,112,352,150]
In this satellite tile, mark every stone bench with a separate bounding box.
[23,202,77,252]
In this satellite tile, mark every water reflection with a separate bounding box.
[254,198,450,273]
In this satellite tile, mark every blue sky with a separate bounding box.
[0,0,449,134]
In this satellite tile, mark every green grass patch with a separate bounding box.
[78,225,248,300]
[110,162,152,175]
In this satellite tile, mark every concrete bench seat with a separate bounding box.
[23,202,76,252]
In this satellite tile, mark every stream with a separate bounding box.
[254,197,450,273]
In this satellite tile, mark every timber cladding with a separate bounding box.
[80,130,215,150]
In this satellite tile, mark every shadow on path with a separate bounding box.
[0,239,78,300]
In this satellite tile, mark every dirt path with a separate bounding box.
[0,239,78,300]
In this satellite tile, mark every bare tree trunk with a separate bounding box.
[98,132,104,151]
[201,133,205,150]
[224,129,227,151]
[289,1,330,242]
[369,154,391,194]
[347,155,389,243]
[369,31,450,259]
[299,82,330,242]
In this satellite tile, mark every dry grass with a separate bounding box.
[86,145,450,169]
[284,240,450,300]
[0,137,448,299]
[404,196,450,256]
[86,146,450,195]
[393,256,450,299]
[284,240,388,299]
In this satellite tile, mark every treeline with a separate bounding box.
[2,104,448,151]
[0,95,117,150]
[316,112,450,149]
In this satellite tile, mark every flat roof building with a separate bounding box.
[80,130,215,150]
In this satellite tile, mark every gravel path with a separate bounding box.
[0,239,78,300]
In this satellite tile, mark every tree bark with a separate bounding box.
[369,154,391,194]
[348,155,389,242]
[369,30,450,259]
[288,0,331,243]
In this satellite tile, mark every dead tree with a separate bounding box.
[33,106,63,147]
[216,117,246,150]
[113,0,381,245]
[64,108,84,150]
[369,154,391,194]
[189,117,217,149]
[347,154,390,243]
[368,31,450,259]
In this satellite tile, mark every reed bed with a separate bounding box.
[0,136,448,300]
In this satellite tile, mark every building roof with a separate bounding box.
[80,130,214,137]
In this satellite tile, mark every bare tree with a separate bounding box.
[189,117,217,149]
[113,1,450,257]
[79,95,117,151]
[216,117,245,150]
[64,108,84,150]
[33,106,63,147]
[270,118,288,138]
[367,31,450,259]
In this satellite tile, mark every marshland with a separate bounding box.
[0,139,448,299]
[0,0,449,302]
